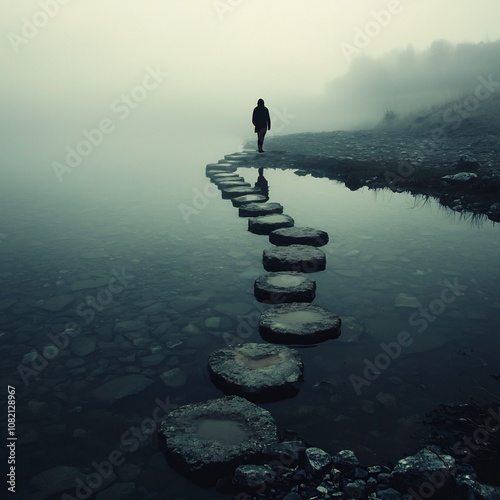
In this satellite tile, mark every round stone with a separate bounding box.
[231,194,268,207]
[221,186,262,199]
[259,303,342,344]
[210,173,244,182]
[217,180,251,189]
[159,395,278,485]
[263,245,326,273]
[206,163,237,174]
[239,202,284,217]
[225,152,254,161]
[208,343,303,402]
[206,170,236,180]
[248,214,295,235]
[254,272,316,303]
[269,227,329,247]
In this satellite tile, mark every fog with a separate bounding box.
[1,1,500,192]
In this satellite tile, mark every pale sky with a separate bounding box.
[1,1,500,184]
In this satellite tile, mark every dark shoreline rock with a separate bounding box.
[233,130,500,222]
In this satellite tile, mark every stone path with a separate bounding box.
[160,151,344,485]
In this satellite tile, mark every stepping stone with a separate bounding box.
[231,194,267,207]
[217,180,251,190]
[263,245,326,272]
[269,227,329,247]
[221,186,261,199]
[159,395,278,486]
[209,173,243,182]
[239,202,283,217]
[248,214,294,235]
[208,343,303,402]
[254,272,316,303]
[259,303,342,344]
[205,163,237,174]
[225,152,254,161]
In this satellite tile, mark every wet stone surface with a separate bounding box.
[207,342,303,402]
[205,163,237,174]
[239,201,284,217]
[254,272,316,303]
[263,244,326,272]
[259,303,342,344]
[269,226,329,247]
[221,186,262,199]
[159,395,278,485]
[231,194,268,207]
[248,214,295,235]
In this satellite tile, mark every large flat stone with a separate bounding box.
[208,343,303,402]
[259,303,341,344]
[248,214,295,235]
[239,202,284,217]
[221,186,262,199]
[159,396,278,486]
[254,272,316,303]
[231,194,268,207]
[263,245,326,273]
[269,226,329,247]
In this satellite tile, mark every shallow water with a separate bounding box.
[1,157,500,498]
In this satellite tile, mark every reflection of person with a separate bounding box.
[255,167,269,199]
[252,99,271,153]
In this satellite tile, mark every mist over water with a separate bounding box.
[2,2,500,497]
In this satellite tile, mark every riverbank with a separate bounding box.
[243,129,500,223]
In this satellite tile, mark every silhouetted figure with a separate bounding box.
[252,99,271,153]
[255,167,269,199]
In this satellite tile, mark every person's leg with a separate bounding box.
[257,128,267,152]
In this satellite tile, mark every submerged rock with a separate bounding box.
[248,214,295,235]
[87,374,153,403]
[36,294,74,312]
[263,245,326,273]
[207,343,303,402]
[259,303,341,344]
[254,272,316,303]
[269,226,329,247]
[31,465,87,497]
[239,202,284,217]
[159,395,278,485]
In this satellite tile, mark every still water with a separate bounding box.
[1,156,499,499]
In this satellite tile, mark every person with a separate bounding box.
[254,167,269,199]
[252,99,271,152]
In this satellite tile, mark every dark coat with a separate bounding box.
[252,105,271,133]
